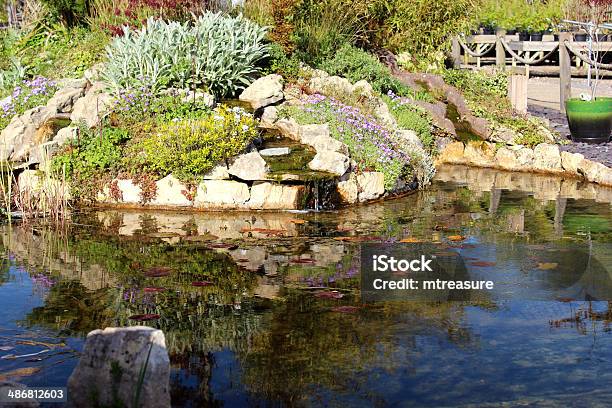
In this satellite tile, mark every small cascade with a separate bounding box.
[313,181,320,212]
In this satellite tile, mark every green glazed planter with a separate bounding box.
[565,97,612,144]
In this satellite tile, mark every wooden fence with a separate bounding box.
[453,33,612,112]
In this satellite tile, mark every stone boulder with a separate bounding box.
[248,182,305,209]
[260,106,279,128]
[532,143,562,173]
[150,174,193,207]
[397,129,423,148]
[579,159,612,186]
[298,124,348,154]
[275,118,301,141]
[97,179,142,204]
[203,163,230,180]
[67,326,170,408]
[337,175,358,204]
[436,141,466,165]
[228,152,269,181]
[0,106,54,162]
[46,79,87,113]
[357,172,385,201]
[494,147,519,171]
[309,76,353,98]
[561,151,584,174]
[463,141,495,167]
[70,82,113,128]
[239,74,284,110]
[53,126,78,146]
[194,180,250,209]
[308,151,350,176]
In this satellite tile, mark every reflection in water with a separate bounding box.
[0,166,610,406]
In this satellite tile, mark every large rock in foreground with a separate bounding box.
[239,74,284,110]
[67,326,170,408]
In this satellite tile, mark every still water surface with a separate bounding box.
[0,166,611,407]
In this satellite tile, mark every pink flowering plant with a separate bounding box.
[281,94,411,189]
[0,77,58,130]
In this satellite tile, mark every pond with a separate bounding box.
[0,166,611,407]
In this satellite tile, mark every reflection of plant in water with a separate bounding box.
[238,295,474,404]
[24,281,120,336]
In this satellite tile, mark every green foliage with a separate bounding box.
[443,69,551,148]
[319,44,411,96]
[280,94,413,190]
[383,95,435,150]
[381,0,479,55]
[262,43,301,79]
[51,125,129,197]
[290,0,368,65]
[125,105,258,181]
[476,0,565,32]
[40,0,90,26]
[102,13,269,97]
[110,86,212,128]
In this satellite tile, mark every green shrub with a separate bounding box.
[40,0,89,26]
[262,43,301,79]
[383,94,435,150]
[319,44,410,96]
[125,105,258,181]
[51,125,129,197]
[102,13,269,97]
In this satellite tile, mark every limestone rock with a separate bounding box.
[259,147,290,156]
[203,163,230,180]
[46,83,86,113]
[275,118,300,141]
[239,74,284,110]
[516,147,535,169]
[70,82,113,128]
[561,151,584,174]
[309,76,353,98]
[397,129,423,148]
[437,141,465,165]
[194,180,250,209]
[357,172,385,201]
[151,174,192,207]
[463,141,495,167]
[260,106,279,128]
[579,159,612,186]
[533,143,562,172]
[67,326,170,408]
[337,175,358,204]
[228,152,269,181]
[0,106,54,162]
[308,151,350,176]
[53,126,78,146]
[494,147,519,170]
[299,124,329,144]
[248,182,305,209]
[353,80,375,98]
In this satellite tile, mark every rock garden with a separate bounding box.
[0,0,610,220]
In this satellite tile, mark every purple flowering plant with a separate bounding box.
[0,77,58,130]
[282,94,410,189]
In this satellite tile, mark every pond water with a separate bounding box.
[0,166,611,407]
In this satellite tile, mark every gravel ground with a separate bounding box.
[527,78,611,168]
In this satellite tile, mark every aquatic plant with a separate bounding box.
[102,13,269,97]
[282,94,413,189]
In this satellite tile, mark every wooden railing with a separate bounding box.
[452,32,612,112]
